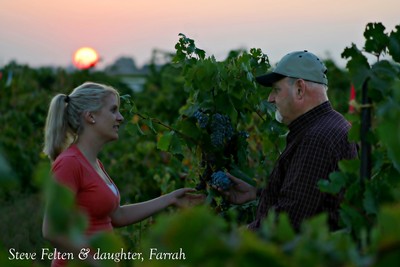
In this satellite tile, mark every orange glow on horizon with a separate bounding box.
[73,47,99,69]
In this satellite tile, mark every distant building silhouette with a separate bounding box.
[105,57,149,92]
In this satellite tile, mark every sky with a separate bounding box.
[1,0,399,69]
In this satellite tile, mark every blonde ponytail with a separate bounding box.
[43,82,119,161]
[43,94,71,161]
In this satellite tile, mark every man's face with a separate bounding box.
[268,77,297,125]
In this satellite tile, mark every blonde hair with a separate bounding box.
[43,82,120,161]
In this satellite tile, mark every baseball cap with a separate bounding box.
[256,50,328,87]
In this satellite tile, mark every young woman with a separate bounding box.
[42,82,203,266]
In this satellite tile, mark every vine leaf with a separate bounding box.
[366,60,398,102]
[136,123,145,135]
[388,25,400,62]
[144,118,157,134]
[363,185,378,215]
[157,131,174,151]
[318,172,347,194]
[364,22,389,56]
[341,44,370,90]
[338,159,360,175]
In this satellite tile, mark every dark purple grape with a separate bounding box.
[210,171,232,191]
[193,110,209,128]
[210,113,234,148]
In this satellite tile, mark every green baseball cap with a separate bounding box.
[256,50,328,86]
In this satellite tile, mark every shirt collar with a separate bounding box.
[287,101,332,138]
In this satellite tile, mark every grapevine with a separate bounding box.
[124,33,285,220]
[169,34,277,217]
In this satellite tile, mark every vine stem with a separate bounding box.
[255,110,266,122]
[134,112,197,145]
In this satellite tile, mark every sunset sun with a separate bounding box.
[73,47,99,69]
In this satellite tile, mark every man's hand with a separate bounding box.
[216,173,257,204]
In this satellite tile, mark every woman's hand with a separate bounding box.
[169,188,206,208]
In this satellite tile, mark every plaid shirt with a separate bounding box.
[249,101,358,231]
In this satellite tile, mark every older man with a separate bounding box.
[224,50,358,231]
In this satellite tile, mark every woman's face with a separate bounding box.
[92,94,124,142]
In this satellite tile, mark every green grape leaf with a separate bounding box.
[123,122,138,137]
[341,44,371,90]
[388,25,400,62]
[157,131,173,151]
[347,119,360,142]
[364,22,389,55]
[318,172,347,194]
[0,152,18,189]
[45,180,88,235]
[259,99,276,118]
[143,118,157,134]
[338,159,360,175]
[136,123,145,135]
[214,94,237,123]
[340,204,368,232]
[89,232,125,256]
[229,164,256,186]
[377,107,400,172]
[195,48,206,60]
[176,119,202,141]
[369,60,398,97]
[344,181,362,203]
[169,132,184,156]
[363,184,378,215]
[376,205,400,253]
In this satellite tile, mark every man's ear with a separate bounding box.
[295,79,306,99]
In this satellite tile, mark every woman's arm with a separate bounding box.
[111,188,205,227]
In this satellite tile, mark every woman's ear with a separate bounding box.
[83,111,96,124]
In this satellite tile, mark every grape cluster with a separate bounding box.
[193,110,209,128]
[210,171,232,191]
[210,113,234,147]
